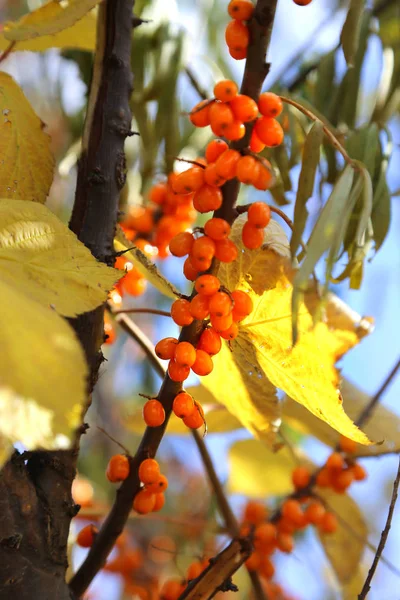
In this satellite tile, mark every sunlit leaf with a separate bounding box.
[372,156,391,252]
[340,0,365,67]
[0,200,119,317]
[0,73,54,203]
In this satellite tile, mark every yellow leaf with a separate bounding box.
[0,199,119,317]
[114,226,179,299]
[4,0,103,41]
[0,73,54,203]
[212,215,371,445]
[0,280,87,465]
[227,438,297,497]
[0,10,96,52]
[283,378,398,457]
[317,489,367,584]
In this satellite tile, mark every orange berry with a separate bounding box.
[209,291,233,317]
[214,238,238,262]
[245,551,261,571]
[209,101,235,135]
[155,337,179,360]
[204,218,231,241]
[183,257,199,281]
[214,79,238,102]
[190,100,213,127]
[243,500,267,524]
[205,139,229,163]
[339,436,357,454]
[143,399,165,427]
[168,359,190,382]
[230,94,259,122]
[281,499,304,526]
[276,532,294,553]
[219,320,239,339]
[190,294,210,320]
[305,501,325,525]
[236,155,260,185]
[172,167,205,194]
[146,474,168,493]
[125,206,154,233]
[123,275,147,296]
[249,129,266,153]
[149,181,168,205]
[133,489,156,514]
[160,579,184,600]
[258,92,283,118]
[215,149,241,180]
[254,522,277,550]
[193,185,223,212]
[210,312,233,333]
[183,406,204,429]
[106,454,130,483]
[153,492,165,512]
[291,466,311,489]
[171,299,194,326]
[259,557,275,579]
[169,231,194,257]
[192,349,213,376]
[332,469,354,493]
[276,518,296,535]
[191,235,216,264]
[187,561,204,580]
[229,46,247,60]
[76,524,97,548]
[254,160,274,190]
[174,341,197,368]
[294,0,312,5]
[195,274,220,296]
[254,117,284,147]
[224,120,246,141]
[228,0,255,20]
[248,201,271,229]
[225,20,250,50]
[114,256,128,270]
[172,391,195,418]
[326,452,344,471]
[138,458,160,484]
[197,327,222,356]
[204,162,226,187]
[316,467,332,488]
[231,290,253,316]
[352,463,367,481]
[319,512,338,534]
[104,317,116,345]
[242,221,264,249]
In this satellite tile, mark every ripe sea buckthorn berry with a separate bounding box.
[172,391,195,418]
[190,294,210,320]
[209,291,233,317]
[229,46,247,60]
[258,92,283,118]
[187,561,204,580]
[277,518,296,535]
[339,435,357,454]
[281,499,304,526]
[149,181,168,205]
[123,275,147,296]
[332,469,354,493]
[146,474,168,493]
[191,235,216,263]
[243,500,267,524]
[172,167,205,194]
[214,238,238,263]
[160,579,185,600]
[245,552,261,571]
[197,327,222,356]
[139,458,160,484]
[169,231,194,257]
[231,290,253,316]
[242,221,264,249]
[114,256,128,270]
[183,406,204,429]
[248,201,271,229]
[319,511,338,534]
[225,20,250,50]
[204,162,226,187]
[168,359,190,382]
[143,399,165,427]
[215,149,241,181]
[104,317,116,345]
[230,94,259,123]
[192,349,214,376]
[190,254,212,274]
[209,102,235,135]
[193,185,223,213]
[228,0,255,20]
[249,129,266,153]
[254,117,284,147]
[259,557,275,580]
[133,489,156,514]
[77,524,98,548]
[254,160,274,190]
[276,532,294,553]
[254,522,277,549]
[153,492,165,512]
[204,218,231,240]
[316,467,332,488]
[305,501,325,525]
[190,100,213,127]
[236,156,260,185]
[205,139,229,163]
[171,299,194,326]
[326,452,344,471]
[155,337,179,360]
[352,463,367,481]
[211,312,233,333]
[224,120,246,141]
[106,454,130,483]
[220,322,239,340]
[214,79,238,102]
[183,257,199,281]
[174,341,197,368]
[195,274,220,296]
[294,0,312,5]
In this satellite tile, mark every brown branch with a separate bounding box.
[111,307,171,317]
[185,67,209,101]
[359,458,400,599]
[0,41,16,64]
[356,357,400,428]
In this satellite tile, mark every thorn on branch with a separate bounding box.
[132,17,151,28]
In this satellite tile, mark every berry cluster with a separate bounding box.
[226,0,254,60]
[315,436,367,492]
[159,558,210,600]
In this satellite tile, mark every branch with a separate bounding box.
[111,307,171,317]
[358,457,400,599]
[356,356,400,428]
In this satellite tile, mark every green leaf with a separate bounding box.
[272,144,292,192]
[314,51,336,114]
[291,121,324,258]
[371,147,391,251]
[340,0,366,67]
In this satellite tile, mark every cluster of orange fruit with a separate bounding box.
[225,0,254,60]
[315,435,367,491]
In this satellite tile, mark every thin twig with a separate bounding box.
[0,41,16,64]
[185,67,209,101]
[111,307,171,317]
[173,156,207,169]
[359,458,400,598]
[356,357,400,428]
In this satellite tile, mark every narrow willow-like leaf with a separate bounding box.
[290,121,324,258]
[314,51,336,114]
[272,144,292,192]
[340,0,365,67]
[292,165,354,343]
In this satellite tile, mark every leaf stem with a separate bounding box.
[111,307,171,317]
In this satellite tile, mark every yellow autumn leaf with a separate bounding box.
[209,214,371,445]
[0,280,87,465]
[317,489,367,584]
[283,378,399,457]
[114,226,179,299]
[0,73,54,203]
[0,199,120,317]
[3,0,103,41]
[0,10,96,52]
